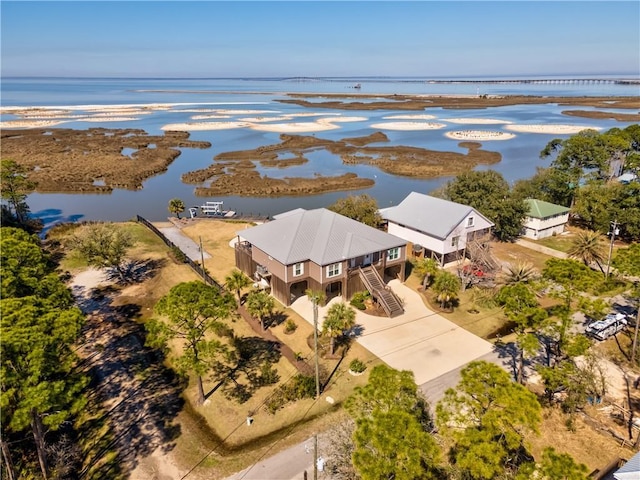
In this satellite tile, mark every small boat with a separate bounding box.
[354,83,362,89]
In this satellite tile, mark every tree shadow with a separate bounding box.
[75,288,184,478]
[105,258,166,285]
[267,311,288,328]
[205,336,282,404]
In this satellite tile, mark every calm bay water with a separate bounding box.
[1,76,638,228]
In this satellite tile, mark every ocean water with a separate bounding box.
[1,76,638,228]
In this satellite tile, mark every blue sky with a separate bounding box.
[1,1,638,77]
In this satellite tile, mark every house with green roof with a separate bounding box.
[522,198,570,240]
[234,208,407,316]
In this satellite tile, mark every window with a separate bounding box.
[467,217,475,227]
[326,262,342,278]
[451,236,460,247]
[387,247,400,261]
[293,262,304,276]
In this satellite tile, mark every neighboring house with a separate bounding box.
[234,208,407,316]
[522,198,570,240]
[614,451,640,480]
[379,192,494,266]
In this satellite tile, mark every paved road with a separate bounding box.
[226,435,329,480]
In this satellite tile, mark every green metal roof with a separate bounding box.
[525,198,570,219]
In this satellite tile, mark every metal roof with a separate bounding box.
[238,208,406,266]
[525,198,570,219]
[615,451,640,479]
[379,192,493,240]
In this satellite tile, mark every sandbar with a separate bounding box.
[444,118,512,125]
[504,124,602,134]
[0,120,67,128]
[445,130,516,141]
[369,122,447,130]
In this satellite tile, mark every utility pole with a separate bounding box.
[312,297,320,399]
[313,434,318,480]
[606,220,620,279]
[199,236,207,284]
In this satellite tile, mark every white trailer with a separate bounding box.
[585,313,627,341]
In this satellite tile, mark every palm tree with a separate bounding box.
[501,261,538,285]
[168,197,185,219]
[568,230,606,274]
[245,289,274,331]
[413,258,439,289]
[225,269,251,304]
[432,271,460,310]
[322,302,356,356]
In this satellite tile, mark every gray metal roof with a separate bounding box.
[238,208,406,265]
[615,451,640,479]
[380,192,494,240]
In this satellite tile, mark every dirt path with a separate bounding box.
[71,269,185,479]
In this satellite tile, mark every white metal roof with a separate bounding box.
[238,208,406,266]
[380,192,494,240]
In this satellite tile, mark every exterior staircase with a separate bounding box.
[358,266,404,318]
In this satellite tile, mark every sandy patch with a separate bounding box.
[382,114,437,120]
[445,130,516,141]
[248,121,341,133]
[161,121,250,131]
[369,121,447,131]
[505,124,601,134]
[445,118,512,125]
[0,119,67,128]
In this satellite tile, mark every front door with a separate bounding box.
[363,254,372,266]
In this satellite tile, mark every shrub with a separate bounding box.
[350,291,370,310]
[349,358,366,373]
[265,374,316,414]
[284,318,298,334]
[258,361,280,386]
[171,246,187,263]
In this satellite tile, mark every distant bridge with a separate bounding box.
[426,78,640,85]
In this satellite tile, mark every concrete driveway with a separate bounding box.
[290,280,495,386]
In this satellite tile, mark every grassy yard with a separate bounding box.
[56,218,636,478]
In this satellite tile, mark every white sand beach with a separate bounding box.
[369,121,447,130]
[445,130,516,141]
[382,114,437,120]
[505,124,601,134]
[445,118,512,124]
